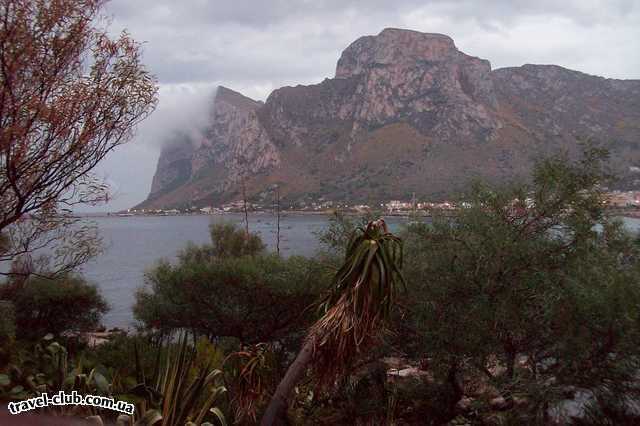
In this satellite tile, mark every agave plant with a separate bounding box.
[0,333,227,425]
[128,334,227,426]
[261,219,405,425]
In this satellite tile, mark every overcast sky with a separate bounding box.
[91,0,640,211]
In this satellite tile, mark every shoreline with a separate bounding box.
[76,210,425,218]
[76,208,640,220]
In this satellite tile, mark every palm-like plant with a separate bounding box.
[261,219,405,425]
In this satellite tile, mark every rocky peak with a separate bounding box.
[194,85,278,178]
[335,28,457,79]
[214,85,263,113]
[332,28,498,141]
[201,86,263,153]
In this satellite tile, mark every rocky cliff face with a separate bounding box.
[334,29,499,139]
[144,87,279,207]
[139,28,640,209]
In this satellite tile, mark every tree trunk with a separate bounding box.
[504,349,516,409]
[261,338,314,426]
[444,361,464,422]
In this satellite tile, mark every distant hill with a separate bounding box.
[138,28,640,209]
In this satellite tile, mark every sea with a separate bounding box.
[15,214,640,329]
[82,213,411,329]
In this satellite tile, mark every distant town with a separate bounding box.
[114,190,640,218]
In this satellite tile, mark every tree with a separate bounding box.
[402,147,640,423]
[0,0,157,275]
[209,221,264,258]
[261,219,405,425]
[134,223,325,344]
[0,273,108,339]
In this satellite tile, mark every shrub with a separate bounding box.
[209,222,265,258]
[134,223,328,346]
[86,333,162,388]
[1,274,108,339]
[402,147,640,422]
[135,254,326,346]
[123,334,228,426]
[0,301,15,366]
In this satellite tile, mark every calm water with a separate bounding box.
[82,213,410,329]
[66,215,640,328]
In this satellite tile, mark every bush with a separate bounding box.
[402,147,640,423]
[210,221,265,258]
[0,301,15,366]
[136,254,326,345]
[85,333,162,387]
[0,274,108,339]
[134,223,328,346]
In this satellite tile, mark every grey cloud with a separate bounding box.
[107,0,638,32]
[105,0,639,88]
[87,83,218,211]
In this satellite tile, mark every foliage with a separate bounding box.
[225,343,278,423]
[314,209,380,258]
[135,224,326,345]
[88,332,219,387]
[126,334,227,426]
[402,147,640,423]
[86,333,164,391]
[0,0,157,273]
[1,334,228,425]
[0,300,15,365]
[0,335,112,417]
[261,219,405,425]
[290,361,390,425]
[310,219,405,385]
[209,222,265,258]
[0,273,108,339]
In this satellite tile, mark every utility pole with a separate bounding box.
[274,184,280,255]
[242,178,249,237]
[412,192,417,215]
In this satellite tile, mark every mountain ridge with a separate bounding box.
[138,28,640,209]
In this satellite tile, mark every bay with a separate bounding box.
[83,213,410,329]
[39,215,640,329]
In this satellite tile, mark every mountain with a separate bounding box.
[144,86,279,207]
[139,28,640,209]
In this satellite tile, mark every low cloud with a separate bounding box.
[137,83,218,150]
[86,84,217,211]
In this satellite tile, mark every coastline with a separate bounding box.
[74,207,640,220]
